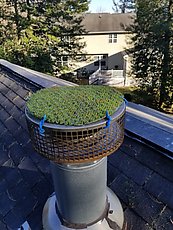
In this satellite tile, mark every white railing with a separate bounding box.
[89,70,134,86]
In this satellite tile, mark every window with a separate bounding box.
[101,61,106,66]
[94,60,106,67]
[109,34,117,43]
[94,61,99,66]
[57,56,69,67]
[102,55,107,59]
[62,56,68,66]
[61,36,70,43]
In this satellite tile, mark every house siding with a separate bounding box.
[83,33,127,55]
[75,33,129,72]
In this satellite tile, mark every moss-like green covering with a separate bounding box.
[26,86,123,126]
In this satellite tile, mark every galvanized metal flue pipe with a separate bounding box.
[50,157,107,227]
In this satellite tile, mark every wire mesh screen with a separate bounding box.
[26,104,125,163]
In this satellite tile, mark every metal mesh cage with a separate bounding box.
[25,103,125,163]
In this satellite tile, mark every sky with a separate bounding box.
[89,0,114,13]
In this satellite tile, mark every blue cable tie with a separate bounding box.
[39,114,46,136]
[120,96,128,105]
[104,110,112,129]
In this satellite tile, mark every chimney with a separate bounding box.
[25,86,125,229]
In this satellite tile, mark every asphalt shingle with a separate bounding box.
[0,69,52,229]
[0,66,173,230]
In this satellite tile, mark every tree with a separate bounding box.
[0,0,57,73]
[129,0,173,111]
[159,0,173,109]
[112,0,135,13]
[0,0,89,74]
[44,0,88,64]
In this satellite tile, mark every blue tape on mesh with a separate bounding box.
[39,115,46,136]
[104,110,112,129]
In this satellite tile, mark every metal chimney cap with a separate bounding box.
[25,102,125,164]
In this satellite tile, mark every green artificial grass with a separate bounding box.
[26,85,123,126]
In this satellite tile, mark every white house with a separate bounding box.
[75,13,134,74]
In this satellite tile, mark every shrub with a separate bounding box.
[27,86,123,126]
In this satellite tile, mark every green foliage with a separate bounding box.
[114,86,160,110]
[0,0,89,74]
[27,86,123,126]
[1,30,54,73]
[128,0,173,111]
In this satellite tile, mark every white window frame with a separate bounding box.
[62,36,70,43]
[57,56,69,67]
[109,34,117,43]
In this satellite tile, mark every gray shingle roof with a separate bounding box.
[0,69,53,229]
[0,61,173,229]
[82,13,134,33]
[108,136,173,230]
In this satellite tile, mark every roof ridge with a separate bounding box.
[0,59,77,89]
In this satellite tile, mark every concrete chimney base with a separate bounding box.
[42,187,124,230]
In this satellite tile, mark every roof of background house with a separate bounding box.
[82,13,134,33]
[0,60,173,229]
